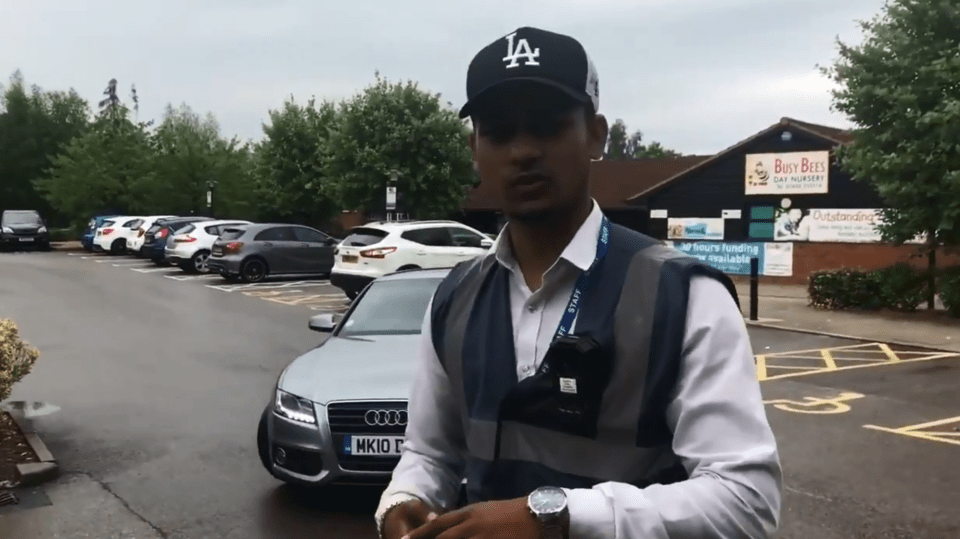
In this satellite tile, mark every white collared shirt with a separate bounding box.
[376,200,783,539]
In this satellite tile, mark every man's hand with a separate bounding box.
[382,499,439,539]
[401,497,541,539]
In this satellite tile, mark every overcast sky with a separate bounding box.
[1,0,885,155]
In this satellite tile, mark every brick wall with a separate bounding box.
[766,243,960,285]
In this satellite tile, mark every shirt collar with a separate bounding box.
[484,199,604,273]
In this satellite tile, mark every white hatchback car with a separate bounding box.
[165,219,253,273]
[94,216,145,254]
[330,220,492,299]
[127,215,176,255]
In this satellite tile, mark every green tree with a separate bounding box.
[324,74,474,220]
[35,103,156,228]
[603,118,681,159]
[821,0,960,309]
[253,96,339,226]
[0,71,90,224]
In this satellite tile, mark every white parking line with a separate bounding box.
[164,274,224,281]
[131,267,180,273]
[112,261,152,267]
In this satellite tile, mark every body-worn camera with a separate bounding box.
[498,334,613,439]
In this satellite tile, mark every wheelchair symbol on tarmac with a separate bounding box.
[762,392,865,414]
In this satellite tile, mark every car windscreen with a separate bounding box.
[2,211,42,225]
[219,228,245,241]
[176,224,196,235]
[337,277,443,337]
[124,218,144,228]
[342,227,388,247]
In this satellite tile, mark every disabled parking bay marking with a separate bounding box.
[864,416,960,447]
[762,391,866,415]
[754,342,959,382]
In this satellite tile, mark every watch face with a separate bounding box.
[530,487,567,514]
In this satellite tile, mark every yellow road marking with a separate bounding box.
[755,355,768,381]
[878,343,900,362]
[761,353,957,381]
[763,392,865,414]
[863,416,960,447]
[820,348,837,370]
[756,341,958,382]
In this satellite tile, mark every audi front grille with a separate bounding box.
[327,401,407,473]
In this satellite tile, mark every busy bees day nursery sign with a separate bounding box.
[745,151,830,195]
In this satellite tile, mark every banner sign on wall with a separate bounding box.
[773,208,925,244]
[665,241,793,276]
[667,218,725,240]
[745,151,830,195]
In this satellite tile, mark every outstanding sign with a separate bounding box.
[745,151,830,195]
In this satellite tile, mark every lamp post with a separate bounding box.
[207,180,217,218]
[386,170,402,221]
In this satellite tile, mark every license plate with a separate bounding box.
[343,435,404,456]
[19,237,33,242]
[341,255,358,263]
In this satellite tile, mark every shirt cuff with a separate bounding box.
[562,487,615,539]
[375,492,423,531]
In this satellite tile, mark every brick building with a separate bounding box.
[624,117,959,284]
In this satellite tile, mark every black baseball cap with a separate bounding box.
[459,26,600,119]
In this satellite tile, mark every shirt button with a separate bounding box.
[527,304,537,313]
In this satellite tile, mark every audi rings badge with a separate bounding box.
[364,409,408,427]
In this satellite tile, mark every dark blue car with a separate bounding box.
[81,215,119,251]
[142,216,215,264]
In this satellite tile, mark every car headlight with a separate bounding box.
[1,227,11,234]
[38,226,47,233]
[275,389,316,424]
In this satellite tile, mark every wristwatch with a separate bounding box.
[527,486,568,539]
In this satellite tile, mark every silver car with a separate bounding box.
[257,267,449,487]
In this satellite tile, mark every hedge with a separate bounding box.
[808,263,929,313]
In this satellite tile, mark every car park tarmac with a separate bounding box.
[0,251,957,539]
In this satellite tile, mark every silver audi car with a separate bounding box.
[257,267,450,487]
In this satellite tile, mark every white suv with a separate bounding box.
[94,216,144,254]
[165,219,253,273]
[330,220,492,299]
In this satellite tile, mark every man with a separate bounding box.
[375,26,782,539]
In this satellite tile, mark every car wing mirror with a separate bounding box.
[308,313,337,333]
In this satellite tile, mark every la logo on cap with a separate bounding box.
[503,31,540,68]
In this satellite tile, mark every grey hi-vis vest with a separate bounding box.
[430,223,739,504]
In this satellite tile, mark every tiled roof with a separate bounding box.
[462,155,711,211]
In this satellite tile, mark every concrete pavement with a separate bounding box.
[734,280,960,353]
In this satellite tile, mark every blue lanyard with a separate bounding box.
[553,216,611,340]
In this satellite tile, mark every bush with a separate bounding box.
[873,263,929,312]
[808,264,929,312]
[808,268,883,310]
[0,319,40,402]
[939,267,960,318]
[48,227,79,242]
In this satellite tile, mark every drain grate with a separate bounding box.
[0,491,19,507]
